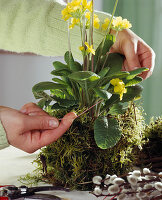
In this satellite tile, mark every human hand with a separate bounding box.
[0,103,77,153]
[110,29,155,79]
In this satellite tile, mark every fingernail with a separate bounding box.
[29,112,37,116]
[133,66,139,70]
[49,119,59,128]
[68,112,77,123]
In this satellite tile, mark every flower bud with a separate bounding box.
[127,175,138,186]
[93,186,102,196]
[108,184,120,194]
[92,176,102,185]
[113,178,125,185]
[155,182,162,192]
[132,170,141,177]
[143,168,150,174]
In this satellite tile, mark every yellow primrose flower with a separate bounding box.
[62,7,72,21]
[110,78,127,100]
[112,16,132,31]
[102,18,110,31]
[86,0,93,12]
[80,42,95,55]
[79,46,85,51]
[69,18,80,29]
[85,11,91,20]
[81,0,92,12]
[93,14,100,29]
[85,12,100,29]
[62,0,82,21]
[85,42,95,55]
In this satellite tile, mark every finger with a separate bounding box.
[20,102,48,116]
[123,41,141,71]
[38,112,77,147]
[22,115,60,132]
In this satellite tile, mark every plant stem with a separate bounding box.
[106,0,119,34]
[94,0,119,72]
[90,0,94,72]
[67,0,71,53]
[85,82,90,106]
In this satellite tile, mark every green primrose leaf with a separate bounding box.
[37,99,46,109]
[105,53,124,75]
[98,67,110,78]
[64,51,82,71]
[103,94,120,110]
[52,96,79,108]
[68,71,100,82]
[53,61,69,70]
[126,67,149,80]
[108,103,126,115]
[99,71,129,87]
[93,88,112,100]
[121,85,143,102]
[94,116,121,149]
[94,34,115,68]
[52,78,69,86]
[51,68,72,76]
[125,76,143,87]
[32,81,67,93]
[102,34,116,56]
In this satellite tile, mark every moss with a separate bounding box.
[136,116,162,171]
[20,103,146,190]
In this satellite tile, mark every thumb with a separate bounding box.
[23,115,59,132]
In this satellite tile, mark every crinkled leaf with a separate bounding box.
[52,96,78,108]
[68,71,100,82]
[94,116,121,149]
[37,99,46,109]
[121,85,143,102]
[32,81,67,93]
[51,68,72,76]
[52,78,69,86]
[68,71,100,88]
[99,71,129,87]
[105,53,124,75]
[93,88,112,100]
[103,94,120,110]
[51,102,78,110]
[126,68,149,80]
[108,103,126,115]
[125,76,143,87]
[64,51,82,71]
[102,34,116,56]
[98,67,110,78]
[53,61,69,70]
[94,34,116,67]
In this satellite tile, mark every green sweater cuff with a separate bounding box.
[0,120,9,150]
[0,0,110,59]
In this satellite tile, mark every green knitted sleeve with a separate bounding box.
[0,121,9,150]
[0,0,110,150]
[0,0,110,58]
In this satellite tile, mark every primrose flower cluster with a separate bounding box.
[62,0,99,29]
[110,78,127,100]
[62,0,132,59]
[92,168,162,199]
